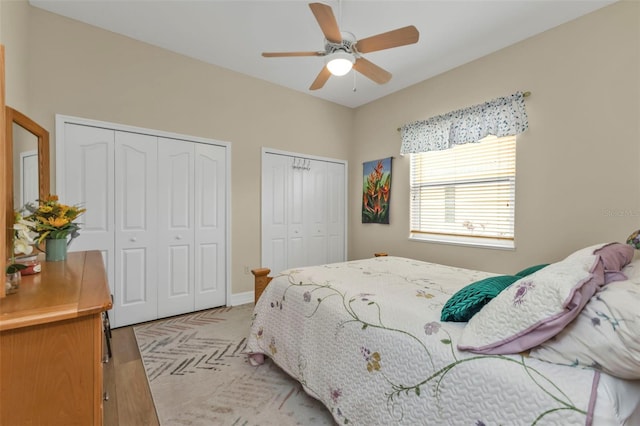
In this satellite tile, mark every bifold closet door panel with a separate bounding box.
[304,160,328,267]
[288,160,307,268]
[114,131,159,327]
[261,153,289,276]
[61,123,116,294]
[194,143,227,310]
[157,138,196,318]
[327,161,346,264]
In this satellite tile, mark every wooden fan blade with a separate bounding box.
[262,51,322,57]
[355,25,419,53]
[309,3,342,44]
[353,57,392,84]
[309,66,331,90]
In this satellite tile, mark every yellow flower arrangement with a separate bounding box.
[23,195,86,244]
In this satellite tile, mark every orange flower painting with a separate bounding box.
[362,157,392,224]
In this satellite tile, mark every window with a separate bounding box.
[409,135,516,249]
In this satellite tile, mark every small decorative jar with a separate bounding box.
[5,271,21,295]
[15,255,41,275]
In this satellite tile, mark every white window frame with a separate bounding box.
[409,135,516,250]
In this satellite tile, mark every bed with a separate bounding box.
[246,243,640,425]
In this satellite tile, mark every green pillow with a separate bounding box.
[441,275,522,322]
[515,264,549,277]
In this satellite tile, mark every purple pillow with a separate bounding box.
[594,243,634,283]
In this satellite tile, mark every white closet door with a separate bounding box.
[288,160,307,268]
[305,160,328,266]
[262,151,347,274]
[60,124,115,297]
[262,153,290,275]
[58,115,230,327]
[157,138,195,317]
[114,132,158,327]
[194,143,227,309]
[327,161,346,264]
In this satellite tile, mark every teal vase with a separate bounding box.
[45,238,68,262]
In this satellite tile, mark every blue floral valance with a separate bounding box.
[400,92,529,154]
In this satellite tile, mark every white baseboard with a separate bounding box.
[229,291,254,306]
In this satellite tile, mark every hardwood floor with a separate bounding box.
[104,325,159,426]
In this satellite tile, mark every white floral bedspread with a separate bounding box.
[246,256,616,425]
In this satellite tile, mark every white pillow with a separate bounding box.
[457,243,634,355]
[529,259,640,379]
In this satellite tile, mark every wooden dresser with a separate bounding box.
[0,250,112,425]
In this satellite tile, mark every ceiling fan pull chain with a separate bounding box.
[353,70,357,92]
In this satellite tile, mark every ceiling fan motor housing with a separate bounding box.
[325,31,357,56]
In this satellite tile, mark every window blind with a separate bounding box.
[410,135,516,241]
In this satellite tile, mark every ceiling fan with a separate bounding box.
[262,2,419,90]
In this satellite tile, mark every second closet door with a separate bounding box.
[115,132,158,325]
[156,138,228,317]
[289,159,329,268]
[193,142,227,310]
[157,137,195,317]
[262,152,346,274]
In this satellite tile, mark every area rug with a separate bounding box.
[133,304,335,425]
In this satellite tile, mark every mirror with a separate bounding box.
[5,107,50,253]
[13,121,39,207]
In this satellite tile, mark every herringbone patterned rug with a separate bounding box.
[134,304,335,425]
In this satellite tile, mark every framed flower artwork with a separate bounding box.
[362,157,392,224]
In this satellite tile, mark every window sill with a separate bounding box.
[409,233,515,250]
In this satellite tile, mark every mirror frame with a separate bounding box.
[5,106,50,257]
[1,45,6,296]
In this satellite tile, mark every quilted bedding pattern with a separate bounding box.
[246,257,606,425]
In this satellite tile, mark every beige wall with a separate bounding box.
[1,0,30,111]
[351,1,640,274]
[3,1,639,293]
[4,2,354,295]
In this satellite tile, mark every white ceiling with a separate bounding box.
[30,0,616,108]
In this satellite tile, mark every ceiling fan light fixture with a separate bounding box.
[326,51,355,76]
